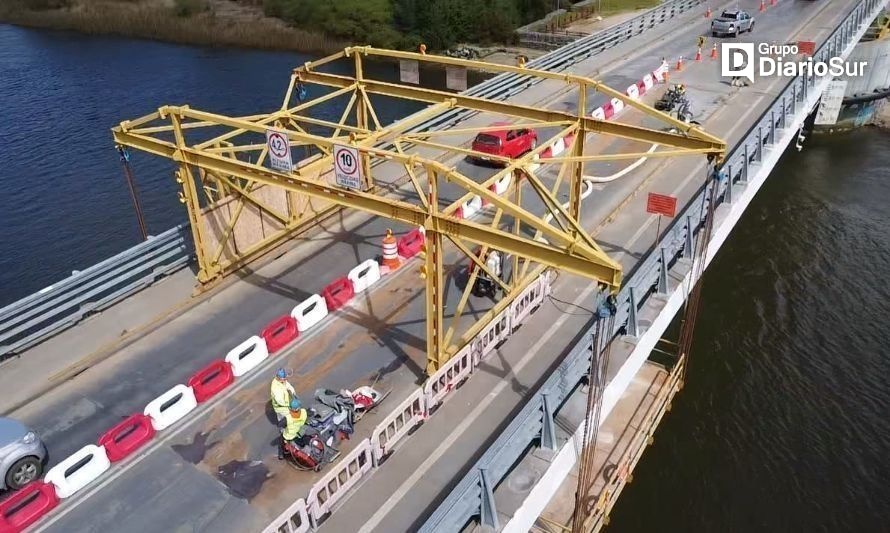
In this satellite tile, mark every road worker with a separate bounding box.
[270,368,296,421]
[279,398,309,460]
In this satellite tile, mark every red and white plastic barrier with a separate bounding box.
[610,97,625,114]
[456,195,483,219]
[97,413,156,462]
[188,360,235,403]
[370,387,426,466]
[0,481,59,532]
[626,83,640,99]
[591,107,606,120]
[323,277,355,311]
[44,445,111,498]
[397,228,425,259]
[225,335,269,377]
[292,294,328,332]
[143,384,198,431]
[261,315,299,354]
[307,439,373,525]
[643,73,655,90]
[348,259,381,293]
[423,344,475,413]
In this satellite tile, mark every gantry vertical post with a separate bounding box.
[569,82,587,230]
[353,50,374,190]
[512,169,522,288]
[425,165,445,374]
[170,112,214,282]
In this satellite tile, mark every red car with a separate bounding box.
[471,122,537,164]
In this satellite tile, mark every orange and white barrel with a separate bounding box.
[382,229,400,270]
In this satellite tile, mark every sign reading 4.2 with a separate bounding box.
[265,128,293,172]
[333,144,364,190]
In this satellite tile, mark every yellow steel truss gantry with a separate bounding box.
[112,46,725,374]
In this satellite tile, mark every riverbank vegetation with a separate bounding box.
[0,0,658,53]
[0,0,348,53]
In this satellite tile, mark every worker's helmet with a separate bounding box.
[276,368,288,380]
[678,84,686,92]
[290,398,302,411]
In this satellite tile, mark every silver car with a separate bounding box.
[0,417,47,490]
[712,9,755,37]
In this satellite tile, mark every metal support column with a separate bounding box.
[569,84,587,231]
[353,50,374,190]
[425,167,445,375]
[479,468,499,529]
[541,393,558,451]
[742,144,749,183]
[627,287,639,337]
[683,215,695,258]
[657,247,669,294]
[171,114,213,282]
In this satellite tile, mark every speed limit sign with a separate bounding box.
[333,144,364,189]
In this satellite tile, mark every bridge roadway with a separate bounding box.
[4,0,858,531]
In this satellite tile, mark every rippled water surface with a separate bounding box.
[612,129,890,532]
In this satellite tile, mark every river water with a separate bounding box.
[3,23,890,531]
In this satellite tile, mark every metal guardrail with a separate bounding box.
[397,0,705,138]
[0,225,191,360]
[420,0,885,530]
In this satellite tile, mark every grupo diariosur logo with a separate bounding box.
[721,42,868,83]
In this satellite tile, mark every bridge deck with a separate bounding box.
[2,0,862,531]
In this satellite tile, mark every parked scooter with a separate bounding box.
[281,386,387,472]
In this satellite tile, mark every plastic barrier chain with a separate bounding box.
[323,277,355,311]
[97,413,155,462]
[225,335,269,377]
[261,315,299,354]
[188,360,235,403]
[144,384,198,431]
[457,195,483,219]
[643,73,655,90]
[348,259,381,293]
[44,444,111,498]
[423,344,475,414]
[260,497,312,533]
[591,107,606,120]
[611,97,625,114]
[307,439,373,525]
[370,388,426,466]
[0,481,59,532]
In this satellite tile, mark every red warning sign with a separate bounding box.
[646,192,677,217]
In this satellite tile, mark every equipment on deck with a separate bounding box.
[654,84,687,112]
[280,386,387,472]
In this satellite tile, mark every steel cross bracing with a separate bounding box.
[419,0,886,528]
[112,47,724,374]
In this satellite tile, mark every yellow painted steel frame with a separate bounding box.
[112,46,726,374]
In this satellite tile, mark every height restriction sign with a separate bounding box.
[265,129,293,172]
[333,144,364,189]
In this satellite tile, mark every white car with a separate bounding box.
[712,9,755,37]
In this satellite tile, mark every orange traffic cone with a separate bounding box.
[759,0,766,12]
[710,43,718,59]
[695,47,702,61]
[382,229,400,270]
[704,6,712,18]
[676,56,684,71]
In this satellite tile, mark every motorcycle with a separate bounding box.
[282,386,387,472]
[654,85,687,112]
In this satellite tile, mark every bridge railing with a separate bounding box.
[394,0,705,138]
[0,225,191,360]
[420,0,885,530]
